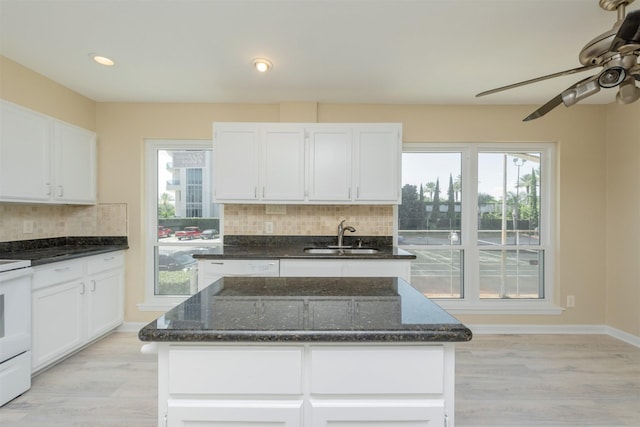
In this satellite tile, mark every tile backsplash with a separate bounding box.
[0,203,127,241]
[224,204,394,236]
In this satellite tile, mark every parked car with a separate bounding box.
[158,225,172,238]
[200,229,219,239]
[175,226,202,240]
[158,251,196,271]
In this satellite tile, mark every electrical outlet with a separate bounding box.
[23,220,34,234]
[265,221,274,234]
[566,295,575,308]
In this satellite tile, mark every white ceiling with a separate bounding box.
[1,0,638,107]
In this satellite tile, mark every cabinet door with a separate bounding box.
[309,400,444,427]
[32,280,84,371]
[86,268,124,341]
[307,126,352,201]
[262,126,305,201]
[354,124,401,203]
[53,120,97,204]
[167,400,303,427]
[213,123,259,201]
[0,101,51,202]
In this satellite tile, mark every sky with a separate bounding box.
[402,152,540,200]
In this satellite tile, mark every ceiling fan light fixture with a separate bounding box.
[598,65,627,87]
[252,58,272,73]
[562,79,601,107]
[616,77,640,103]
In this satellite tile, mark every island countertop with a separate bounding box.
[138,276,472,343]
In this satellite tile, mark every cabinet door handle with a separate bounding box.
[54,267,70,272]
[91,280,96,292]
[57,185,64,197]
[45,183,51,195]
[103,256,115,261]
[79,283,85,294]
[254,187,257,198]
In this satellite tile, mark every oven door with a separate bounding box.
[0,267,32,363]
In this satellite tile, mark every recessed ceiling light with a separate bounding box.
[253,58,272,73]
[90,53,115,67]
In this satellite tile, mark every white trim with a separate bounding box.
[436,300,564,315]
[136,300,182,312]
[605,326,640,348]
[116,322,149,333]
[468,324,640,348]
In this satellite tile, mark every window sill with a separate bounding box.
[433,300,564,315]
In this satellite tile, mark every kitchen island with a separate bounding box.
[139,276,472,427]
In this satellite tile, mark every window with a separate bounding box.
[142,140,222,310]
[399,143,558,314]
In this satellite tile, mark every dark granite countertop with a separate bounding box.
[192,235,416,260]
[0,237,129,266]
[139,276,472,343]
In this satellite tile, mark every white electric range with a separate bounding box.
[0,259,32,406]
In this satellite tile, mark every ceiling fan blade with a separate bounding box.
[476,65,598,97]
[523,76,600,122]
[610,9,640,52]
[523,94,564,122]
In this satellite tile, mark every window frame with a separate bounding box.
[140,139,222,311]
[400,142,561,315]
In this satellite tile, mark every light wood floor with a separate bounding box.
[1,332,638,426]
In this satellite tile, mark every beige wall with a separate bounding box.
[2,54,636,337]
[0,56,96,130]
[605,101,640,337]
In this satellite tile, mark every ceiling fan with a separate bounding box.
[476,0,640,121]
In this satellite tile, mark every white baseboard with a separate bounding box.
[116,322,640,348]
[469,324,640,348]
[604,326,640,348]
[116,322,147,333]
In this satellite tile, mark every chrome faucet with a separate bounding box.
[337,219,356,247]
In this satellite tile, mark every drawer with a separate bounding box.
[200,259,279,276]
[168,346,302,395]
[33,260,83,290]
[86,252,124,275]
[310,345,444,395]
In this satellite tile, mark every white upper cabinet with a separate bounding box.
[213,123,260,201]
[53,121,97,203]
[0,100,97,204]
[261,125,306,201]
[354,124,401,203]
[212,122,402,204]
[0,101,51,202]
[307,126,353,201]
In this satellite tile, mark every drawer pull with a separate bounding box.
[54,267,70,272]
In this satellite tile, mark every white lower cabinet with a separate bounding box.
[309,400,444,426]
[31,251,125,372]
[167,400,303,427]
[158,343,455,427]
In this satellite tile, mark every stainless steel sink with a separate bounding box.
[303,247,380,255]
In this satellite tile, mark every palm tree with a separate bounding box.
[425,181,436,201]
[453,174,462,202]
